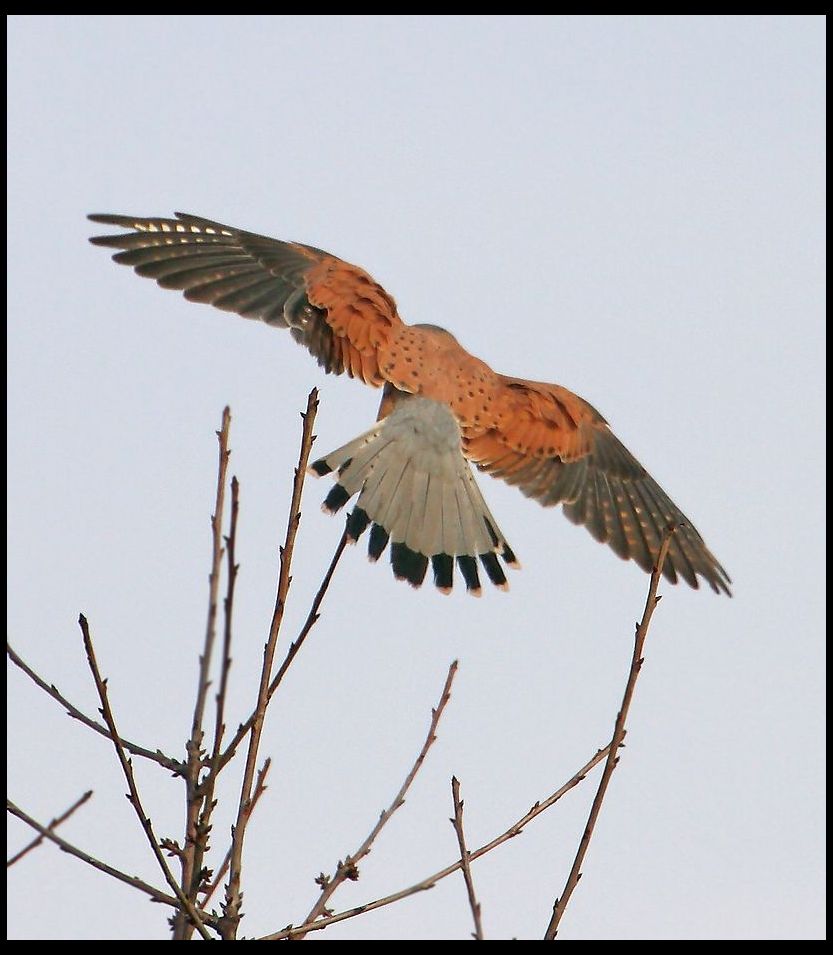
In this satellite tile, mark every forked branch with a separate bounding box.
[262,744,611,939]
[293,660,459,938]
[451,776,484,940]
[6,642,183,775]
[78,614,214,940]
[175,406,232,940]
[220,389,319,939]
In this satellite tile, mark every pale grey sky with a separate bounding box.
[7,15,825,940]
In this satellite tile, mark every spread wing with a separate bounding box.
[89,212,730,595]
[88,212,402,386]
[463,377,732,595]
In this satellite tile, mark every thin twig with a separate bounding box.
[191,406,232,743]
[220,389,319,940]
[6,642,183,775]
[208,473,240,777]
[193,474,241,903]
[78,614,213,941]
[7,790,93,867]
[543,527,675,940]
[294,660,459,938]
[217,527,348,773]
[199,757,271,909]
[264,527,349,707]
[260,744,610,939]
[6,799,209,913]
[451,776,484,940]
[175,408,232,940]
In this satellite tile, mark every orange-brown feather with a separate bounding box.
[303,257,403,388]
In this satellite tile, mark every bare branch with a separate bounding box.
[78,614,214,941]
[218,526,348,773]
[175,409,233,940]
[7,799,219,926]
[264,527,349,707]
[199,757,271,909]
[543,527,674,940]
[209,473,240,776]
[451,776,484,940]
[294,660,460,937]
[7,790,93,867]
[193,475,241,899]
[261,745,610,939]
[6,642,183,775]
[220,389,319,939]
[190,405,232,752]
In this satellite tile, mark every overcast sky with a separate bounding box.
[7,15,824,941]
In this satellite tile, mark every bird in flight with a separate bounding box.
[89,212,731,597]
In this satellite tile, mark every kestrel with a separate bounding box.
[89,212,731,597]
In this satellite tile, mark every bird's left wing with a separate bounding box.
[463,376,732,595]
[88,212,403,386]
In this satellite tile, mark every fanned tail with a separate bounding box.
[309,397,518,594]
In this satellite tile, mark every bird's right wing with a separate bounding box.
[464,376,732,595]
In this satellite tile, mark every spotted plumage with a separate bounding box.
[89,212,731,596]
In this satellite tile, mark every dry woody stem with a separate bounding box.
[543,527,675,940]
[7,392,680,941]
[262,744,611,939]
[294,660,460,938]
[175,406,232,940]
[5,642,183,775]
[7,790,93,867]
[220,389,319,939]
[451,776,484,940]
[7,799,198,910]
[78,613,213,940]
